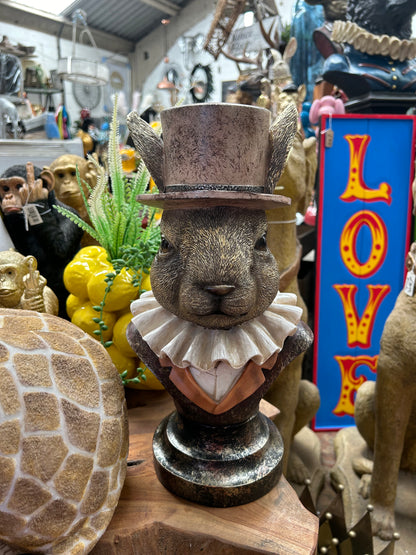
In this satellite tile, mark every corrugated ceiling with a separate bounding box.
[60,0,189,44]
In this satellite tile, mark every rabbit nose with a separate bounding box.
[204,284,235,296]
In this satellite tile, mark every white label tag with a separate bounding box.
[23,205,43,226]
[325,128,334,148]
[404,269,415,297]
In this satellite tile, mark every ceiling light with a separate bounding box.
[57,9,109,86]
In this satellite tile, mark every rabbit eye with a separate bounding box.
[159,235,173,253]
[255,233,267,251]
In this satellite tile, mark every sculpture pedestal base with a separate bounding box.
[91,391,318,554]
[331,426,416,555]
[345,92,416,114]
[154,410,283,507]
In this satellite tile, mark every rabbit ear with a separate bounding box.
[266,103,298,193]
[297,83,306,104]
[270,48,282,62]
[127,111,165,191]
[283,37,297,62]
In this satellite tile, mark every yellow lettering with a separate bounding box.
[333,284,390,348]
[340,210,388,278]
[333,355,378,416]
[340,135,392,204]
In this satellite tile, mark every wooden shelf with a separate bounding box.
[91,390,319,554]
[24,88,63,111]
[24,88,63,95]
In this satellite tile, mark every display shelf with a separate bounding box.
[24,87,63,94]
[24,87,63,110]
[345,91,416,114]
[0,138,83,173]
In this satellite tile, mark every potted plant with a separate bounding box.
[57,99,162,388]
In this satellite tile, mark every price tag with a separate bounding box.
[325,128,334,148]
[404,269,415,297]
[23,204,43,226]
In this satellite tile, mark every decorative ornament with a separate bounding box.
[126,102,312,508]
[0,310,128,553]
[190,63,214,103]
[203,0,246,59]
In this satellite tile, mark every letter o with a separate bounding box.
[340,210,387,278]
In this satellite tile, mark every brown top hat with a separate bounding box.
[127,102,298,210]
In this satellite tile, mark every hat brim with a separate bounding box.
[136,190,291,210]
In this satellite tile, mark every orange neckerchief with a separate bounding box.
[159,352,278,415]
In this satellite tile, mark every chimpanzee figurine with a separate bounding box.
[0,162,83,318]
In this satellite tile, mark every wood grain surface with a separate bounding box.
[92,391,318,554]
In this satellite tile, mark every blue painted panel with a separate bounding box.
[313,115,415,430]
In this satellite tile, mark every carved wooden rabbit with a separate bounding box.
[352,240,416,540]
[126,103,313,507]
[265,128,319,483]
[351,172,416,540]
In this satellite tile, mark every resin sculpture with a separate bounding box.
[0,310,128,553]
[126,102,314,507]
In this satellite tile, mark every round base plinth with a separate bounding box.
[153,410,284,507]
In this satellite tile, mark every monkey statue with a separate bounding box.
[47,154,99,247]
[0,162,83,318]
[0,250,58,314]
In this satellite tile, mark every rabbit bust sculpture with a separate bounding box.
[126,103,313,507]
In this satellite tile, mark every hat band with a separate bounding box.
[165,184,266,193]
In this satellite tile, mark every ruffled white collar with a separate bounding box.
[130,290,302,372]
[332,20,416,61]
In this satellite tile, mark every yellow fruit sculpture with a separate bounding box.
[64,246,163,390]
